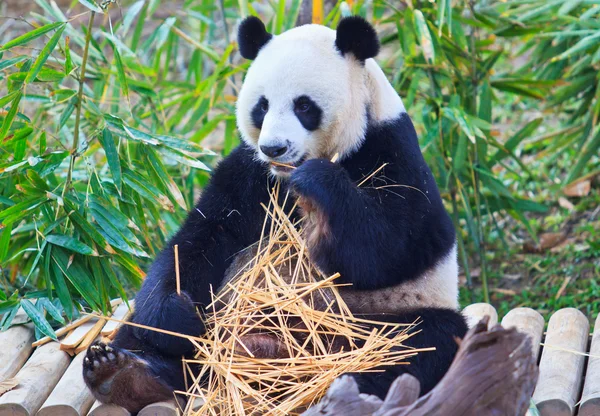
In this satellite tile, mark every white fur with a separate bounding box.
[236,24,405,172]
[339,244,459,313]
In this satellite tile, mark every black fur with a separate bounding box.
[335,16,380,61]
[294,95,323,131]
[238,16,272,60]
[85,113,466,410]
[290,113,456,289]
[251,96,268,129]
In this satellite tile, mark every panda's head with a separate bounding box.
[236,16,405,176]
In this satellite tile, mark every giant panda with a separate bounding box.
[83,16,468,413]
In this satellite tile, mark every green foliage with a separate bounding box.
[0,0,243,333]
[1,0,599,334]
[492,0,600,185]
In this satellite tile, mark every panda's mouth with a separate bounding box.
[269,156,306,175]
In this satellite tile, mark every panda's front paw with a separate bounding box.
[290,159,349,205]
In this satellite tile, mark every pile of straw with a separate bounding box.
[180,185,423,415]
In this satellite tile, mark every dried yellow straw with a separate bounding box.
[180,184,423,415]
[174,244,181,296]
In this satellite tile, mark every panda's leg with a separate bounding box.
[348,308,468,399]
[82,291,204,413]
[82,336,177,412]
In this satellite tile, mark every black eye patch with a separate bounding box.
[251,96,269,129]
[293,95,322,131]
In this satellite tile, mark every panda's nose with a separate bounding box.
[260,144,288,158]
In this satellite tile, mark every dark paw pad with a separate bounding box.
[83,341,132,393]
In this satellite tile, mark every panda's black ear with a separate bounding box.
[238,16,272,60]
[335,16,380,62]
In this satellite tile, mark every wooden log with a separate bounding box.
[303,317,538,416]
[138,401,178,416]
[533,308,589,416]
[74,319,106,355]
[60,319,100,350]
[0,342,70,416]
[501,307,545,360]
[33,315,96,348]
[87,401,131,416]
[37,351,96,416]
[0,324,34,381]
[578,313,600,416]
[462,303,498,328]
[101,301,134,338]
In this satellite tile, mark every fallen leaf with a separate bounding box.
[0,378,19,396]
[550,237,576,253]
[524,231,568,253]
[564,179,591,197]
[558,197,575,211]
[492,288,517,296]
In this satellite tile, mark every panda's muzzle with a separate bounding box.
[260,144,288,158]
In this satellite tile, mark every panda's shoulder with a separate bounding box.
[211,144,268,188]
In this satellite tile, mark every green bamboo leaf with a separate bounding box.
[145,147,187,210]
[25,23,66,84]
[414,10,435,63]
[110,41,130,102]
[38,297,65,324]
[567,127,600,183]
[491,80,544,99]
[21,299,57,340]
[123,169,174,211]
[0,22,64,51]
[160,147,210,171]
[491,118,542,163]
[453,133,468,174]
[0,222,13,262]
[120,0,145,35]
[558,0,582,15]
[0,197,46,225]
[46,234,98,256]
[275,0,286,34]
[63,200,113,253]
[0,91,20,109]
[0,91,23,141]
[51,89,77,103]
[78,0,103,13]
[0,56,27,71]
[553,32,600,62]
[1,303,19,331]
[46,246,74,320]
[64,36,73,75]
[189,115,234,143]
[52,248,101,309]
[98,128,122,191]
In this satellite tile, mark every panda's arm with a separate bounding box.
[290,158,454,290]
[128,145,272,355]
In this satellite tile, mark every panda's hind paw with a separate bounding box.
[83,341,132,392]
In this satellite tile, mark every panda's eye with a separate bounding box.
[260,98,269,113]
[295,101,311,113]
[298,103,311,112]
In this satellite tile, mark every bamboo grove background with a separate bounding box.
[1,0,599,338]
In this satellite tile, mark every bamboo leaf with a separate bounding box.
[0,91,23,141]
[52,248,101,309]
[78,0,103,13]
[25,23,67,84]
[0,22,64,51]
[98,128,122,191]
[46,234,98,256]
[21,299,57,340]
